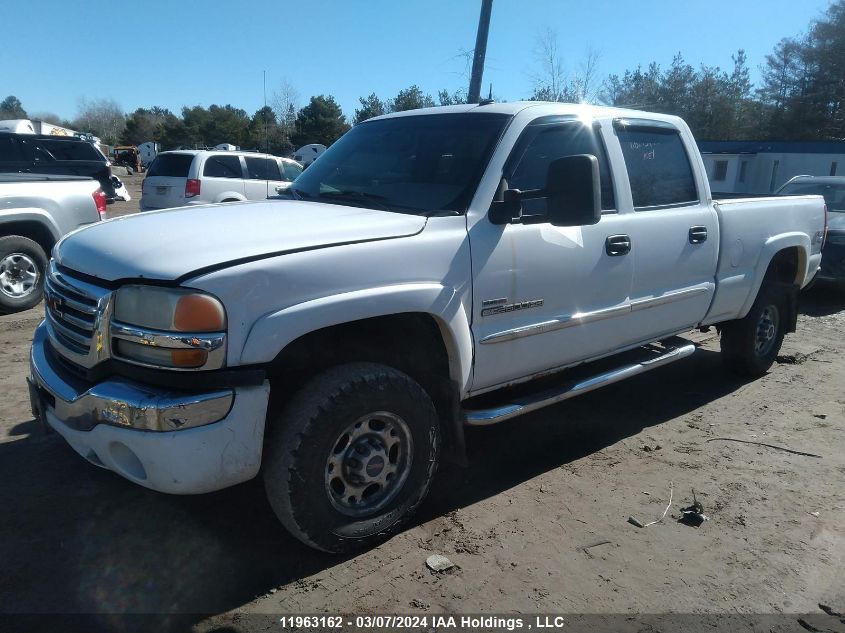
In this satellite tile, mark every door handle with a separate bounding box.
[689,226,708,244]
[605,234,631,256]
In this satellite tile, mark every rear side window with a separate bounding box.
[507,120,615,211]
[245,157,282,180]
[617,126,698,208]
[36,139,102,161]
[203,155,242,178]
[282,161,303,181]
[0,138,23,161]
[147,154,194,177]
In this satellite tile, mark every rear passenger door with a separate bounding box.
[202,154,246,201]
[244,156,285,200]
[612,119,718,342]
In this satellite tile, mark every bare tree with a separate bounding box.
[529,28,569,102]
[528,30,601,103]
[272,79,299,139]
[575,47,602,103]
[73,98,125,144]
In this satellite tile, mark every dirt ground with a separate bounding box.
[0,185,842,632]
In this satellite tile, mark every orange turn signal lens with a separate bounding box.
[173,294,226,332]
[170,348,208,368]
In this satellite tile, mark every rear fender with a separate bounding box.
[738,233,809,319]
[0,208,62,244]
[212,193,246,203]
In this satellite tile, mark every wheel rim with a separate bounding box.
[0,253,39,299]
[754,305,779,356]
[324,412,413,518]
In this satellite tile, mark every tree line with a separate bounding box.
[3,0,843,152]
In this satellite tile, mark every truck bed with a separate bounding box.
[703,194,826,325]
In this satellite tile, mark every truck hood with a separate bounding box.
[54,200,427,282]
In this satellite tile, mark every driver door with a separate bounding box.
[469,118,635,391]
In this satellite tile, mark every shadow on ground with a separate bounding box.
[0,347,748,632]
[799,283,845,317]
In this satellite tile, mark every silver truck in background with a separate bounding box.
[0,174,104,313]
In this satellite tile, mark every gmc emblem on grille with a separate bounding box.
[46,294,64,317]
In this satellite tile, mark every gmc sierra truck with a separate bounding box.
[0,173,104,313]
[28,103,827,553]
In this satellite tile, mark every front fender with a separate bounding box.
[240,282,474,392]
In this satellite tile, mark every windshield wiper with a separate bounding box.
[318,190,394,212]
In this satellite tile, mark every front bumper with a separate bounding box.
[29,321,270,494]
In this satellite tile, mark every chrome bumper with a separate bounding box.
[29,321,233,433]
[29,320,271,494]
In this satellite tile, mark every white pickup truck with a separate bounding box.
[29,103,826,552]
[0,174,104,313]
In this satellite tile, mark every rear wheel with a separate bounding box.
[263,362,440,553]
[0,236,48,314]
[720,283,786,376]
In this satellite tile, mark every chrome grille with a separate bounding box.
[44,263,112,369]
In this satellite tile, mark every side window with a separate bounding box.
[712,160,728,182]
[282,161,303,181]
[245,157,282,180]
[37,139,100,161]
[507,121,615,211]
[0,138,23,161]
[616,126,698,208]
[203,155,243,178]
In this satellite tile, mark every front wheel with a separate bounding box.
[263,362,440,553]
[0,236,48,314]
[720,283,787,376]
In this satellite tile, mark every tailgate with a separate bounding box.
[142,175,187,209]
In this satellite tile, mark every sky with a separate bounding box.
[0,0,834,122]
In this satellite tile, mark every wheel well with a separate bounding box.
[765,247,803,285]
[266,313,465,462]
[762,247,803,334]
[0,221,55,258]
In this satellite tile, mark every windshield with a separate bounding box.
[291,112,510,215]
[779,181,845,211]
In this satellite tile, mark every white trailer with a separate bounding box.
[138,142,160,167]
[0,119,76,136]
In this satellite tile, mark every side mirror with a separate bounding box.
[545,154,601,227]
[489,187,523,224]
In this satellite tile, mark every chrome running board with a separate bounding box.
[463,343,696,426]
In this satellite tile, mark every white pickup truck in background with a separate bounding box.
[28,102,826,553]
[0,174,104,313]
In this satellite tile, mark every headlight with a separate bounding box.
[114,285,226,332]
[112,286,226,370]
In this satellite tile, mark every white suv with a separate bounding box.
[140,150,303,211]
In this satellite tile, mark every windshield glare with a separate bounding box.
[291,112,510,215]
[780,182,845,211]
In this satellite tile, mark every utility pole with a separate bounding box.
[467,0,493,104]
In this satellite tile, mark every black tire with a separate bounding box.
[0,236,48,314]
[720,283,787,376]
[263,362,440,553]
